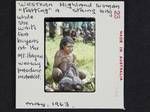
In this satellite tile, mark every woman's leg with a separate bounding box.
[52,68,63,82]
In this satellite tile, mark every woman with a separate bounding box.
[52,36,86,82]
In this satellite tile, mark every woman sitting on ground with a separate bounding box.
[52,36,86,83]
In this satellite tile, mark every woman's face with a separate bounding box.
[63,43,74,54]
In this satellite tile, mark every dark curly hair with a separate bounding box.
[59,36,74,50]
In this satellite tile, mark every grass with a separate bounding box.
[45,35,95,91]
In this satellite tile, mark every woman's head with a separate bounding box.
[60,36,74,54]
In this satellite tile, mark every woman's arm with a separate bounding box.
[53,51,62,68]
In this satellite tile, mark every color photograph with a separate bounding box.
[44,18,95,92]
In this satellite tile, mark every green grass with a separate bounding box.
[45,36,95,91]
